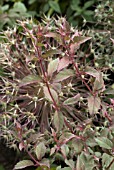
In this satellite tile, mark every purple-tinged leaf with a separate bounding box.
[52,83,61,93]
[14,160,34,169]
[53,111,64,132]
[43,86,58,103]
[63,93,80,105]
[57,57,72,72]
[48,58,59,76]
[44,32,62,44]
[88,96,101,115]
[85,66,100,81]
[53,69,74,83]
[70,36,91,54]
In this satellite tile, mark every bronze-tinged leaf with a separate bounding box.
[48,58,59,76]
[53,69,74,83]
[70,36,91,54]
[93,72,105,92]
[53,111,64,132]
[57,57,72,72]
[63,93,80,105]
[42,49,61,58]
[44,32,62,44]
[20,74,41,87]
[88,96,101,115]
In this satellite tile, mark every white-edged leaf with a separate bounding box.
[110,38,114,44]
[54,69,74,83]
[14,160,34,169]
[48,58,59,76]
[95,137,113,149]
[53,111,64,132]
[35,142,46,160]
[63,93,80,105]
[43,86,58,103]
[88,96,101,115]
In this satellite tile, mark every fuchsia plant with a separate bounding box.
[0,17,114,170]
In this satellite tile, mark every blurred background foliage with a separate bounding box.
[0,0,98,30]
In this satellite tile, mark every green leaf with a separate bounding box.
[43,86,58,103]
[53,111,64,132]
[35,142,46,160]
[13,2,27,13]
[61,144,69,157]
[70,0,80,10]
[20,75,41,87]
[49,1,61,13]
[1,4,9,11]
[65,159,74,169]
[48,58,59,76]
[88,96,101,115]
[83,1,94,10]
[54,69,74,82]
[72,139,83,154]
[40,158,50,168]
[102,153,113,168]
[14,160,34,169]
[79,152,95,170]
[63,93,80,105]
[76,155,85,170]
[109,162,114,170]
[61,167,71,170]
[95,137,113,149]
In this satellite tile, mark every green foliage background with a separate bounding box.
[0,0,98,30]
